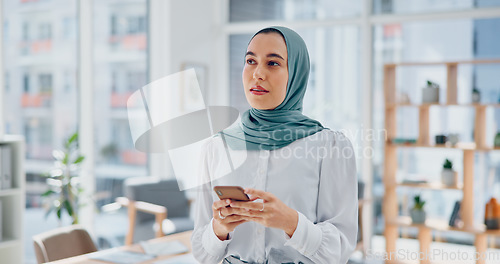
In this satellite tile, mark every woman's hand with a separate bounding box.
[229,188,299,237]
[211,199,248,241]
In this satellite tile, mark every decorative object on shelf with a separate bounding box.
[391,138,417,144]
[0,144,12,189]
[495,132,500,148]
[441,158,458,186]
[410,195,426,223]
[447,133,460,146]
[449,200,462,227]
[485,198,500,230]
[472,87,481,103]
[435,134,447,144]
[397,91,411,104]
[422,80,440,103]
[41,132,86,225]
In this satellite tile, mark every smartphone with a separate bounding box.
[213,186,250,201]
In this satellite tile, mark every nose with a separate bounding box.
[253,65,265,80]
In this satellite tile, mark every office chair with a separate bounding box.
[114,177,194,245]
[33,225,97,264]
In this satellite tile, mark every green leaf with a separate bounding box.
[41,190,55,197]
[56,208,62,219]
[68,132,78,144]
[63,200,74,217]
[62,153,69,165]
[74,155,85,164]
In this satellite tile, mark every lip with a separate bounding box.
[250,86,269,95]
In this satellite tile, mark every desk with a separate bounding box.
[47,230,193,264]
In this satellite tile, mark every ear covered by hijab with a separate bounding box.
[220,26,325,151]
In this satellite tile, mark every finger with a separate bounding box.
[244,188,273,201]
[226,207,252,215]
[226,219,248,228]
[230,208,264,217]
[230,201,264,211]
[223,214,248,223]
[239,215,264,225]
[212,199,231,211]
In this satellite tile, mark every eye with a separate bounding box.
[268,61,279,66]
[246,59,256,65]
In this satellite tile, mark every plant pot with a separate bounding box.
[441,169,458,186]
[422,87,439,103]
[411,208,426,224]
[472,91,481,103]
[447,133,460,146]
[495,132,500,147]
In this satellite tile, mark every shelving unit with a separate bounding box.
[0,135,25,264]
[383,59,500,264]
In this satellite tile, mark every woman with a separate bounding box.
[191,26,358,264]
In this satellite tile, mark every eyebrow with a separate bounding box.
[245,51,285,61]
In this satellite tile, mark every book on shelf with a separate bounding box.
[449,200,462,227]
[401,179,428,185]
[0,200,2,241]
[0,145,12,190]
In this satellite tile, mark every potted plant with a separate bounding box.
[41,132,85,225]
[441,158,458,186]
[472,87,481,103]
[411,195,426,223]
[422,80,440,103]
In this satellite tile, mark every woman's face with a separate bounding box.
[242,32,288,110]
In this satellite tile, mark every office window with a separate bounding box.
[2,0,78,262]
[62,17,76,39]
[229,0,361,22]
[4,72,9,92]
[373,0,500,14]
[4,21,9,42]
[93,0,148,248]
[23,74,30,93]
[38,73,52,94]
[22,22,29,41]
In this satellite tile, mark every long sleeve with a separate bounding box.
[191,140,231,264]
[284,131,358,264]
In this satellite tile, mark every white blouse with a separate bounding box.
[191,129,358,264]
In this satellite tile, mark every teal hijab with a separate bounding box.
[220,26,325,151]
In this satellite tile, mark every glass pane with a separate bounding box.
[2,0,78,262]
[93,0,148,248]
[229,26,362,163]
[372,18,500,238]
[373,0,500,15]
[229,0,361,22]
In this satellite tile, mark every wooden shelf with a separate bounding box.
[383,60,500,264]
[388,142,477,150]
[387,216,500,236]
[397,182,463,190]
[386,103,500,109]
[385,59,500,67]
[388,142,500,152]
